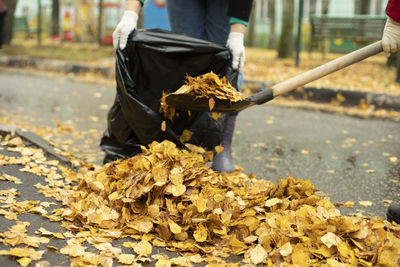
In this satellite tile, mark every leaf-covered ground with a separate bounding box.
[1,135,400,266]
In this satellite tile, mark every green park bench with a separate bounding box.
[13,16,38,39]
[309,15,386,54]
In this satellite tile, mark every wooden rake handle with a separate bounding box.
[271,41,383,97]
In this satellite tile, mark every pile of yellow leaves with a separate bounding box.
[59,140,400,266]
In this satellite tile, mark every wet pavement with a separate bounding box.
[1,70,399,218]
[234,105,400,218]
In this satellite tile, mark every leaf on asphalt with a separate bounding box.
[2,247,45,261]
[358,201,373,207]
[60,243,87,257]
[134,240,152,256]
[301,149,309,155]
[17,257,31,267]
[0,173,22,184]
[117,254,136,265]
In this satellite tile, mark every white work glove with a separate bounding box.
[112,11,139,50]
[226,32,245,70]
[382,17,400,56]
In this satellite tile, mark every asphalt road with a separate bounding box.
[0,70,400,266]
[0,70,399,217]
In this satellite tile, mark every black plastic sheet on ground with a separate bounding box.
[100,29,238,162]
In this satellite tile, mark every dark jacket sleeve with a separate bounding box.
[228,0,253,22]
[386,0,400,22]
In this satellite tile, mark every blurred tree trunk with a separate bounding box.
[322,0,330,14]
[355,0,370,14]
[268,0,276,49]
[72,0,82,41]
[247,1,256,47]
[51,0,60,36]
[278,0,294,58]
[3,0,18,44]
[387,52,400,83]
[396,53,400,83]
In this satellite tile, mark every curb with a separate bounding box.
[244,80,400,111]
[0,123,71,167]
[0,56,114,79]
[1,56,400,111]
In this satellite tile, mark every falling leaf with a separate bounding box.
[214,146,224,154]
[211,112,222,121]
[209,98,215,111]
[179,129,193,143]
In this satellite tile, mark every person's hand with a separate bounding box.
[382,17,400,56]
[226,32,245,70]
[112,11,138,50]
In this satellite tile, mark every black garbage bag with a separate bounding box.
[100,29,238,162]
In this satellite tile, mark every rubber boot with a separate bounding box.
[387,203,400,224]
[212,115,236,173]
